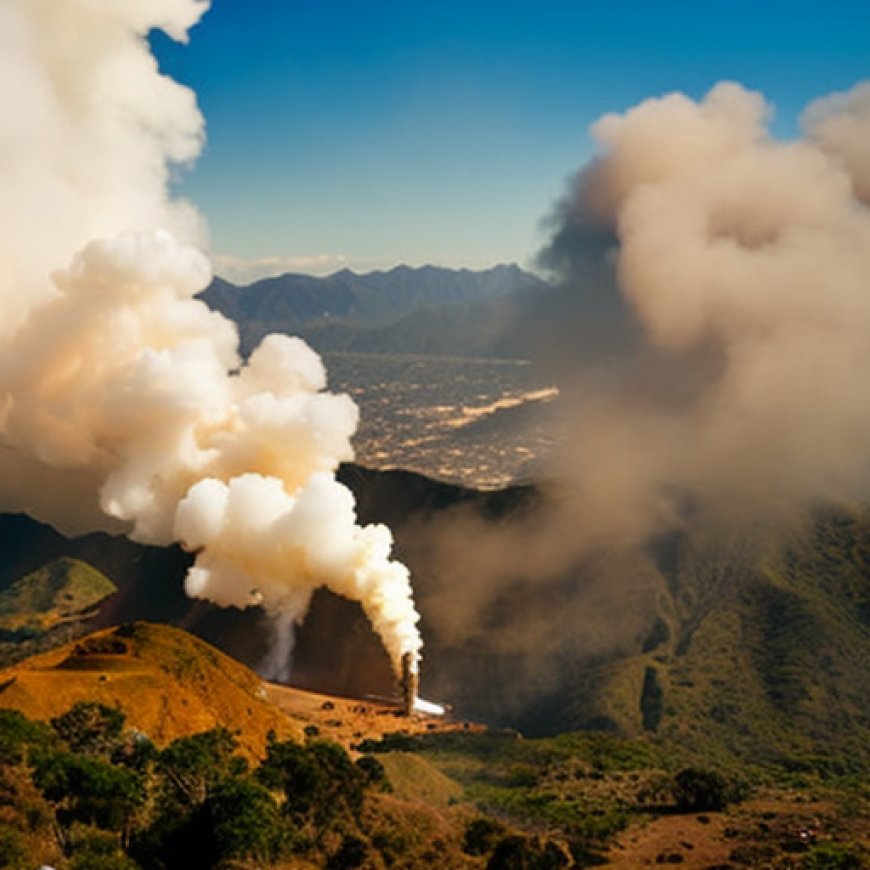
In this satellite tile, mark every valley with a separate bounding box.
[324,352,559,488]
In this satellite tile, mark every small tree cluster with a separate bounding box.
[0,703,403,869]
[672,767,747,812]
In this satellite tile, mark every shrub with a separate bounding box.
[69,826,138,870]
[0,709,55,764]
[640,667,664,732]
[355,755,390,791]
[0,824,27,868]
[157,727,244,807]
[51,702,125,757]
[207,776,288,864]
[463,817,505,856]
[673,767,745,813]
[328,833,369,869]
[32,751,143,831]
[486,834,571,869]
[802,841,866,870]
[257,737,364,826]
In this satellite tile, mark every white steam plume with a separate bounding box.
[0,1,421,676]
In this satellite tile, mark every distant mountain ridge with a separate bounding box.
[200,263,550,357]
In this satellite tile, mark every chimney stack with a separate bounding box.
[400,652,418,716]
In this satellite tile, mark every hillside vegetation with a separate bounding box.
[0,557,118,670]
[546,509,870,778]
[0,593,867,866]
[0,670,868,868]
[0,557,116,640]
[1,475,869,782]
[333,469,870,780]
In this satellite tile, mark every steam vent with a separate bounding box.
[401,651,418,716]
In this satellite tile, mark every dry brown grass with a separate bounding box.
[0,622,301,759]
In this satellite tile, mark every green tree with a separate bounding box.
[0,709,55,764]
[464,817,506,856]
[673,767,745,813]
[257,737,364,827]
[32,751,143,831]
[156,727,245,808]
[0,824,27,869]
[355,754,391,791]
[328,833,369,869]
[51,702,125,758]
[207,776,289,864]
[68,826,139,870]
[132,729,250,869]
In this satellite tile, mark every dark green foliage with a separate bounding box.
[802,842,867,870]
[132,803,215,869]
[0,825,27,868]
[71,854,138,870]
[32,750,143,830]
[362,729,661,774]
[156,727,245,807]
[463,817,506,856]
[355,754,390,791]
[640,666,663,732]
[51,701,125,757]
[113,730,157,773]
[206,776,287,864]
[566,839,609,867]
[486,834,571,869]
[747,582,817,708]
[0,709,55,764]
[372,729,634,850]
[257,736,364,826]
[130,728,251,868]
[69,826,138,870]
[642,617,670,653]
[328,833,369,869]
[672,767,745,813]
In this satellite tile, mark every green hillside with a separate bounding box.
[0,556,116,640]
[550,507,870,779]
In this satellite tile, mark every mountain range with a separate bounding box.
[201,263,550,358]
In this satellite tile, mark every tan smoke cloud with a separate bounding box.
[586,81,870,516]
[804,82,870,204]
[415,81,870,678]
[0,0,421,679]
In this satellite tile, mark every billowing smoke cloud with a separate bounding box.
[413,81,870,709]
[0,0,421,678]
[545,81,870,525]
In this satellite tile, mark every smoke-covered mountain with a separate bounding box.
[201,264,550,357]
[3,465,870,775]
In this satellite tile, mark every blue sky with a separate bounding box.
[152,0,870,281]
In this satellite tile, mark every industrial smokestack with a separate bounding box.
[400,651,418,716]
